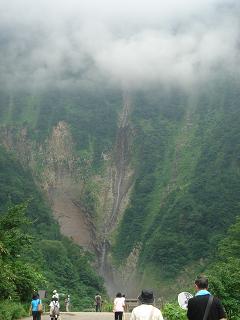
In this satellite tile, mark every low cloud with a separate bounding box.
[0,0,239,90]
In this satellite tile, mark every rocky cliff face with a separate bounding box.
[95,92,135,294]
[0,121,95,249]
[0,93,136,294]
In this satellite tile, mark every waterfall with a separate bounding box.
[98,91,134,293]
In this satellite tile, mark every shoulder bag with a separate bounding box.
[38,299,43,313]
[203,296,213,320]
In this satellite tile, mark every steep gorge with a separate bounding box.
[96,92,134,293]
[1,78,240,298]
[0,91,135,294]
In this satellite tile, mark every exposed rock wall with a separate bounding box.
[0,121,95,250]
[0,92,136,295]
[94,92,135,294]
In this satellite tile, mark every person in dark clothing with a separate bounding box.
[187,276,226,320]
[95,293,102,312]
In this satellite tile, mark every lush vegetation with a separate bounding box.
[160,215,240,320]
[0,204,44,300]
[0,301,27,320]
[112,77,240,282]
[163,303,186,320]
[0,204,41,320]
[1,72,240,314]
[207,216,240,319]
[0,87,121,168]
[0,146,106,313]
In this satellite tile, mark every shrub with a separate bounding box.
[163,303,187,320]
[102,301,113,312]
[0,300,27,320]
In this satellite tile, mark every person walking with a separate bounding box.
[95,293,102,312]
[113,292,125,320]
[130,289,163,320]
[49,297,60,320]
[187,275,226,320]
[65,294,71,312]
[30,293,42,320]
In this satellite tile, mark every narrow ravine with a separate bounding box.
[109,91,131,228]
[98,91,134,293]
[0,93,134,295]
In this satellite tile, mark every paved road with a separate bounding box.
[21,312,131,320]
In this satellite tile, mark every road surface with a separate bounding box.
[21,312,131,320]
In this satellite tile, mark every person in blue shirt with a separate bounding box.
[31,293,42,320]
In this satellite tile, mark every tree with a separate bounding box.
[207,217,240,319]
[0,204,45,301]
[208,259,240,319]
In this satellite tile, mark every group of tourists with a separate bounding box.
[111,289,162,320]
[114,275,226,320]
[30,275,226,320]
[30,289,70,320]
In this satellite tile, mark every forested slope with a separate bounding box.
[0,145,105,310]
[112,75,240,288]
[0,73,240,297]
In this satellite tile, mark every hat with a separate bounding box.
[138,289,154,304]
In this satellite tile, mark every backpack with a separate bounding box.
[52,303,59,316]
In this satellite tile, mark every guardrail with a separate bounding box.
[125,299,139,312]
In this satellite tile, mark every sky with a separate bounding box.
[0,0,239,90]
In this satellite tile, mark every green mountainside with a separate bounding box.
[113,76,240,281]
[0,145,105,310]
[0,73,240,298]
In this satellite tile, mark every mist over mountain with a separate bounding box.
[0,0,239,90]
[0,0,240,299]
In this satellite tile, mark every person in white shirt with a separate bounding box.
[130,289,164,320]
[49,297,60,320]
[65,294,70,312]
[113,292,125,320]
